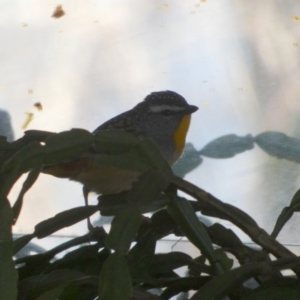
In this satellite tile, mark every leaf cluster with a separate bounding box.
[1,129,300,300]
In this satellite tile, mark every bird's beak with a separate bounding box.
[185,105,198,114]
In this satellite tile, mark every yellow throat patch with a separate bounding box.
[173,114,191,163]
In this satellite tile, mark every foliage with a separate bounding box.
[1,129,300,300]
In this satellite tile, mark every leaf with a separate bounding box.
[1,141,44,174]
[167,197,223,275]
[0,135,8,143]
[0,167,22,204]
[13,166,42,224]
[105,206,142,254]
[132,287,163,300]
[24,129,55,142]
[133,138,172,174]
[88,136,172,175]
[128,230,156,261]
[271,207,294,239]
[43,129,94,165]
[161,277,211,299]
[36,283,69,300]
[241,282,300,300]
[45,244,107,277]
[18,269,87,299]
[0,142,44,201]
[93,168,171,217]
[188,256,214,276]
[87,151,150,173]
[13,233,35,255]
[128,230,157,282]
[150,209,178,238]
[149,252,193,275]
[214,249,234,271]
[271,189,300,238]
[206,223,245,252]
[34,206,98,238]
[98,253,132,300]
[0,197,18,300]
[190,263,265,300]
[126,170,170,205]
[82,131,172,178]
[199,134,254,158]
[99,193,170,216]
[94,129,139,154]
[59,277,98,300]
[91,137,172,174]
[255,131,300,163]
[290,188,300,207]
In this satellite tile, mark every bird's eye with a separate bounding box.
[162,110,172,116]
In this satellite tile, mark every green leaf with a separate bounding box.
[132,287,163,300]
[0,167,22,204]
[43,129,94,165]
[87,136,172,175]
[271,207,293,239]
[13,166,42,224]
[59,277,98,300]
[271,189,300,238]
[99,193,170,216]
[128,230,156,282]
[188,256,214,276]
[191,263,265,300]
[1,141,44,174]
[36,283,69,300]
[35,276,99,300]
[0,135,7,142]
[105,207,142,254]
[46,244,104,276]
[0,141,44,202]
[167,197,223,275]
[18,269,87,299]
[161,277,211,299]
[24,129,55,142]
[206,223,246,252]
[94,129,139,154]
[0,197,18,300]
[135,138,172,173]
[150,209,178,238]
[127,170,170,205]
[290,188,300,207]
[214,249,234,271]
[128,230,156,261]
[91,137,172,174]
[99,169,170,214]
[149,252,193,275]
[241,284,300,300]
[34,206,98,238]
[13,233,35,255]
[98,253,132,300]
[86,151,150,173]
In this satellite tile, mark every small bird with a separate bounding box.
[42,91,198,220]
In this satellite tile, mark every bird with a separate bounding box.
[42,91,198,226]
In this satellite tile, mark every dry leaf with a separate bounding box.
[34,102,43,111]
[22,113,34,130]
[52,5,65,19]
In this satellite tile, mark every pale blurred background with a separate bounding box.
[1,0,300,254]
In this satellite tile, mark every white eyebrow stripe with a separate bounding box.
[149,105,185,112]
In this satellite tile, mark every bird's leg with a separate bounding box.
[83,185,94,231]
